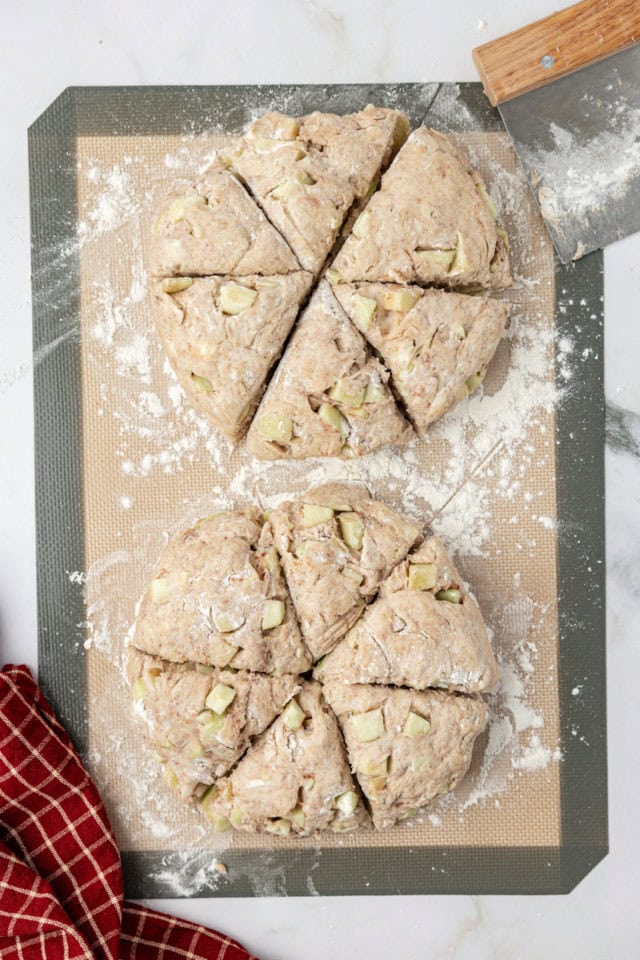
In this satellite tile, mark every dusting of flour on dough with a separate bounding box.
[68,113,583,891]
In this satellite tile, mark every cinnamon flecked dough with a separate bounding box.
[127,486,499,835]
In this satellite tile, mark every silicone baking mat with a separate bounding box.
[29,84,606,896]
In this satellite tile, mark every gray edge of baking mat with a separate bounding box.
[554,252,608,889]
[29,89,88,753]
[29,83,606,898]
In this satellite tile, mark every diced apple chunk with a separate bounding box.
[302,503,334,527]
[341,567,364,586]
[282,698,306,731]
[190,373,214,393]
[408,563,437,591]
[380,288,421,312]
[338,512,364,551]
[357,756,388,777]
[352,708,385,742]
[270,178,300,201]
[325,267,343,285]
[205,682,237,715]
[351,294,377,330]
[265,818,291,836]
[214,610,244,633]
[150,576,171,603]
[132,678,146,701]
[352,208,372,239]
[273,116,300,140]
[166,194,207,223]
[414,248,456,272]
[208,636,237,667]
[403,711,431,738]
[465,371,485,393]
[206,811,232,833]
[261,599,285,631]
[261,546,280,575]
[363,382,386,404]
[161,277,193,294]
[219,284,257,315]
[435,588,461,603]
[318,403,349,437]
[197,709,226,743]
[328,379,365,408]
[257,411,293,443]
[451,232,470,273]
[163,765,180,789]
[334,790,359,815]
[290,805,306,829]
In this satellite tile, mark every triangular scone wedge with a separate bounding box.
[202,681,369,836]
[245,281,413,460]
[316,535,499,693]
[267,483,422,661]
[331,127,512,289]
[126,648,300,801]
[151,169,300,277]
[322,681,488,828]
[153,271,312,442]
[133,510,311,675]
[295,106,410,197]
[334,283,509,432]
[224,106,409,275]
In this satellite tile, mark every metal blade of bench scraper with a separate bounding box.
[498,42,640,263]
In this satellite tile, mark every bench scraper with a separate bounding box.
[473,0,640,262]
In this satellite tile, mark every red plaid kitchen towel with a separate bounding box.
[0,664,258,960]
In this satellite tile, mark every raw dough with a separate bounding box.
[315,535,499,693]
[151,169,300,277]
[203,680,369,836]
[267,483,422,661]
[222,106,409,275]
[126,648,300,800]
[331,127,512,289]
[153,271,312,441]
[133,510,311,675]
[245,281,414,460]
[322,681,488,828]
[334,283,509,431]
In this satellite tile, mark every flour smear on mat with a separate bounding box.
[58,115,597,890]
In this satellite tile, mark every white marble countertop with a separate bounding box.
[2,1,640,957]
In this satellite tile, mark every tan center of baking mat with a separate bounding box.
[77,129,560,863]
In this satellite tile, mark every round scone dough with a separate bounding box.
[151,112,512,453]
[127,485,498,835]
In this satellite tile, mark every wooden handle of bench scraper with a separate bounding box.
[473,0,640,106]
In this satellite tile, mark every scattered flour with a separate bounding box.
[524,105,640,225]
[67,102,577,893]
